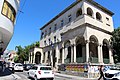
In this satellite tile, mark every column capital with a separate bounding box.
[98,43,102,47]
[85,40,89,44]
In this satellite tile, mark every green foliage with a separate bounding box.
[15,41,40,63]
[111,27,120,63]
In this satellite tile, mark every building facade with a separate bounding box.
[30,0,114,68]
[0,0,20,56]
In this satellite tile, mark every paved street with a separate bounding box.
[0,68,98,80]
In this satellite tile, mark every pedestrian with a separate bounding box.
[98,65,105,80]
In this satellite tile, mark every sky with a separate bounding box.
[7,0,120,50]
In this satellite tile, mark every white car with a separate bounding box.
[28,65,54,80]
[104,67,120,80]
[14,63,23,71]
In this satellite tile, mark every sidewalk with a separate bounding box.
[55,72,98,80]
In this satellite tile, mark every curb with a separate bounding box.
[55,73,98,80]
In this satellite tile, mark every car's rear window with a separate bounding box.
[17,64,23,66]
[40,67,52,70]
[31,66,38,70]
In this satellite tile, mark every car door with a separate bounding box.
[29,66,38,78]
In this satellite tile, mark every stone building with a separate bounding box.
[29,0,114,68]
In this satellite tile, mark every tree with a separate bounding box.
[111,27,120,63]
[14,41,40,63]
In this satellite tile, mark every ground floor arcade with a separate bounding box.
[29,25,114,68]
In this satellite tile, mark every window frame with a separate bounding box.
[96,12,102,21]
[87,7,93,17]
[76,8,82,17]
[1,0,16,23]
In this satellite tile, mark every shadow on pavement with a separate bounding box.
[0,68,13,76]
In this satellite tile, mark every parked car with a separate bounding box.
[14,63,23,71]
[23,64,34,70]
[104,67,120,80]
[27,65,54,80]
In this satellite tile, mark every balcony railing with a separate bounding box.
[76,57,84,63]
[65,58,70,63]
[103,58,109,64]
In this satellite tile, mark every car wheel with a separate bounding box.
[34,75,38,80]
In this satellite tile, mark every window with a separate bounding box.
[49,39,51,45]
[76,8,82,17]
[68,15,72,23]
[106,17,110,26]
[54,24,57,31]
[40,67,52,70]
[61,20,64,27]
[41,32,44,39]
[49,27,51,34]
[2,0,16,23]
[106,17,109,21]
[96,12,102,21]
[45,30,47,37]
[44,40,47,46]
[87,7,93,17]
[54,36,56,43]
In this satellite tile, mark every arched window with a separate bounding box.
[76,8,82,17]
[96,12,102,21]
[87,7,93,17]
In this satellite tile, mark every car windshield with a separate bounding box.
[40,67,52,70]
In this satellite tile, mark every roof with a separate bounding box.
[40,0,114,30]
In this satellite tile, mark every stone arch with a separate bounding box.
[76,8,82,17]
[87,7,93,17]
[89,35,98,63]
[102,39,109,64]
[75,36,86,63]
[35,52,41,64]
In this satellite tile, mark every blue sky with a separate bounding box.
[7,0,120,50]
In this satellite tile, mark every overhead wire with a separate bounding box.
[16,0,27,24]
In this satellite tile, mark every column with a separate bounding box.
[73,44,76,63]
[109,48,114,64]
[86,40,89,63]
[33,52,36,64]
[30,52,32,63]
[100,44,103,63]
[41,52,43,64]
[98,44,103,63]
[62,44,65,63]
[71,45,74,63]
[28,52,30,63]
[45,52,47,63]
[56,45,59,68]
[50,50,53,66]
